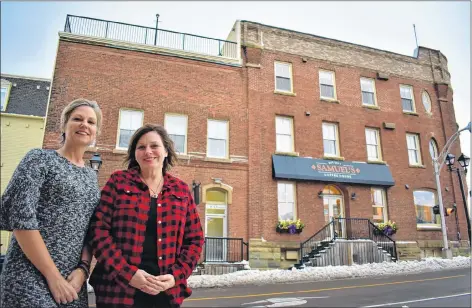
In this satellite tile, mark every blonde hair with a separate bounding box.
[60,98,102,144]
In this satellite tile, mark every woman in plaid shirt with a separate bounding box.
[89,124,204,308]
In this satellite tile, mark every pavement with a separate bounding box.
[88,267,471,307]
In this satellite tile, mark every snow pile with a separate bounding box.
[188,256,471,289]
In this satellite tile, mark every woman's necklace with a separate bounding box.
[140,175,163,198]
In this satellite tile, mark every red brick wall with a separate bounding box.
[43,40,249,243]
[244,47,469,243]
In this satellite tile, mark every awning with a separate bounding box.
[272,155,395,186]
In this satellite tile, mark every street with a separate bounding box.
[179,268,471,307]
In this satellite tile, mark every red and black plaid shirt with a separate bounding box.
[88,168,204,307]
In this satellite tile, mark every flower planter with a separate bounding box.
[276,226,303,234]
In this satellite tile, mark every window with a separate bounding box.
[414,190,439,226]
[1,81,12,112]
[207,119,228,158]
[322,122,339,157]
[422,91,432,114]
[372,188,388,223]
[365,128,382,161]
[275,116,294,153]
[164,114,187,154]
[406,133,422,165]
[117,109,143,149]
[274,62,292,93]
[319,70,336,99]
[277,182,296,221]
[361,78,376,106]
[429,139,439,159]
[400,85,415,112]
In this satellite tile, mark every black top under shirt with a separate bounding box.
[140,197,160,275]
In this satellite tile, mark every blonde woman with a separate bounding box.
[0,98,102,307]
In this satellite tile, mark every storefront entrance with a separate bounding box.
[322,185,345,238]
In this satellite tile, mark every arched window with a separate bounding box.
[429,138,439,159]
[323,185,342,195]
[422,91,432,114]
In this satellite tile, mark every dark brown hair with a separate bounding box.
[124,124,177,174]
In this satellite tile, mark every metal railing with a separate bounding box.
[203,237,249,263]
[64,15,238,59]
[336,218,371,240]
[300,221,335,264]
[369,221,398,260]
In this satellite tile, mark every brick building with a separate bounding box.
[42,16,469,269]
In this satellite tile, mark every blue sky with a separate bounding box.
[1,1,470,183]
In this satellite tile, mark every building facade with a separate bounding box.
[41,16,469,269]
[1,74,51,254]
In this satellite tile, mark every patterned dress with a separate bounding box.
[0,149,100,308]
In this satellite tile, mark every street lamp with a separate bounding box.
[432,121,471,259]
[445,152,470,244]
[89,153,102,172]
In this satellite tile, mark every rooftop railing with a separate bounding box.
[64,15,238,59]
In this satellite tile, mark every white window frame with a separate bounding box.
[207,119,229,159]
[322,122,340,157]
[275,116,294,153]
[422,90,432,114]
[406,133,422,166]
[400,84,416,113]
[414,190,439,228]
[277,182,297,221]
[429,139,439,159]
[1,80,12,112]
[360,77,377,106]
[371,188,388,223]
[319,70,337,100]
[365,128,382,162]
[274,61,293,93]
[164,113,188,155]
[116,109,144,150]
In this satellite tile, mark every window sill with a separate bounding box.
[274,90,296,97]
[274,151,299,157]
[86,146,98,153]
[368,160,387,165]
[417,225,441,231]
[363,105,380,110]
[409,164,426,169]
[112,148,128,155]
[320,98,340,104]
[323,155,345,161]
[204,157,232,164]
[176,154,191,160]
[403,111,419,116]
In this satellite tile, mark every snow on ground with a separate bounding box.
[187,256,471,289]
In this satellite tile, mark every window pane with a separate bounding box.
[400,86,412,99]
[407,135,417,150]
[422,91,432,113]
[120,110,143,130]
[320,84,334,98]
[402,99,413,111]
[119,129,134,148]
[278,202,294,220]
[372,207,384,222]
[276,117,291,134]
[276,77,291,92]
[208,120,228,140]
[324,140,337,155]
[277,183,286,202]
[408,149,418,164]
[361,78,374,92]
[372,189,384,206]
[319,71,334,85]
[362,92,375,105]
[365,129,377,145]
[322,123,336,140]
[276,134,292,152]
[414,191,437,224]
[1,88,6,110]
[207,189,226,203]
[368,145,379,160]
[429,140,438,158]
[170,134,185,153]
[285,183,294,202]
[208,139,226,158]
[275,63,291,78]
[165,115,187,135]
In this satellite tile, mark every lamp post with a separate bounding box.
[445,153,471,244]
[432,121,471,259]
[89,153,103,172]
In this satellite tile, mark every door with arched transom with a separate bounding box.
[322,185,345,238]
[205,188,227,261]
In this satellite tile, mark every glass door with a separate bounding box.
[205,204,227,261]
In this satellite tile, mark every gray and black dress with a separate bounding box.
[0,149,100,308]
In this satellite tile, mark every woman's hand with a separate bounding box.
[46,274,79,304]
[129,269,163,295]
[149,274,175,291]
[66,268,87,293]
